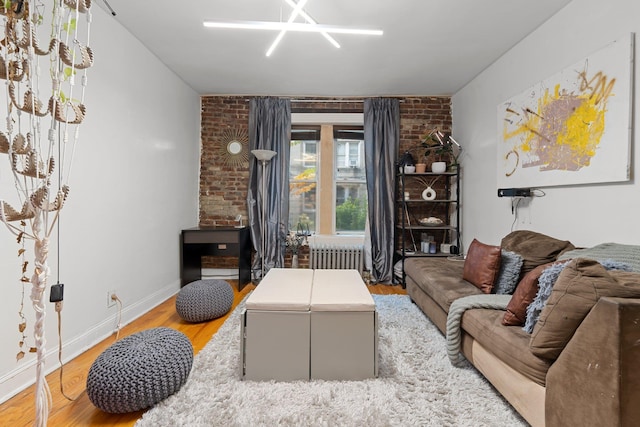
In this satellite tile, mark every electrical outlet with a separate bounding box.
[107,290,117,308]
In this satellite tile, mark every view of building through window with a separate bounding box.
[289,125,367,234]
[334,128,367,233]
[289,127,319,232]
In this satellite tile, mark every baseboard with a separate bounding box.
[0,280,179,404]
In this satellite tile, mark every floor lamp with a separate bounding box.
[251,149,277,280]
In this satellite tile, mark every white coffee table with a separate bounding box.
[241,268,313,381]
[241,268,378,381]
[309,269,378,380]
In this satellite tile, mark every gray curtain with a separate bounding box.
[364,98,399,283]
[247,97,291,279]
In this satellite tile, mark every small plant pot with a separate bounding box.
[431,162,447,173]
[415,163,427,173]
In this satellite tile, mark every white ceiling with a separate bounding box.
[102,0,572,96]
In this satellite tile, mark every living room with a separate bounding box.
[1,0,639,425]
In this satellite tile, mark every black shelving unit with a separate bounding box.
[395,169,460,286]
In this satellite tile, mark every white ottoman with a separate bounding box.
[241,268,313,381]
[310,269,378,380]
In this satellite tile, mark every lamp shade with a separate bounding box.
[251,149,277,161]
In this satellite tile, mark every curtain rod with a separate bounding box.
[291,99,364,103]
[241,98,405,103]
[292,99,405,103]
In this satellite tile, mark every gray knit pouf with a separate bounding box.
[86,327,193,413]
[176,279,234,322]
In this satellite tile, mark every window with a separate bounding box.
[288,122,367,235]
[336,141,361,168]
[289,128,319,232]
[334,127,366,233]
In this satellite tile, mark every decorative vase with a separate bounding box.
[431,161,446,173]
[291,254,299,268]
[421,187,436,200]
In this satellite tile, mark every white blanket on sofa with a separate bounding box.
[446,294,512,366]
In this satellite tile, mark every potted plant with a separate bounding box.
[285,231,307,268]
[420,130,461,172]
[414,161,427,173]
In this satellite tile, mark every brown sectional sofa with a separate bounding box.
[403,231,640,427]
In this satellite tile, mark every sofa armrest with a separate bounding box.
[545,297,640,427]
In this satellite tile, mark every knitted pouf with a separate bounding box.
[176,279,234,322]
[86,327,193,413]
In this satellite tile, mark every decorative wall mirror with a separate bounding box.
[227,140,243,155]
[219,128,248,167]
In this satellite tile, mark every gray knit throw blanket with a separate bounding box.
[446,294,512,366]
[558,242,640,272]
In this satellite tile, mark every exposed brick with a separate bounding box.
[199,95,452,268]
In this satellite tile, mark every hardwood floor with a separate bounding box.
[1,281,406,426]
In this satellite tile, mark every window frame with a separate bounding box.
[289,113,365,236]
[289,126,320,233]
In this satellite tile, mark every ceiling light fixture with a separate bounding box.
[266,0,309,57]
[282,0,340,49]
[203,21,383,36]
[204,0,382,57]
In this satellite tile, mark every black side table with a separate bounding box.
[180,227,252,290]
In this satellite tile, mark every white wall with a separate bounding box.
[452,0,639,249]
[0,9,200,401]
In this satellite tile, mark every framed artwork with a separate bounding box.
[497,33,634,188]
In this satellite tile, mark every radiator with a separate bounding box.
[309,244,364,274]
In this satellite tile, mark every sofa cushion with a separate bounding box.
[501,230,574,277]
[530,258,640,360]
[494,249,524,295]
[462,239,501,293]
[461,308,551,386]
[503,262,554,326]
[404,257,482,313]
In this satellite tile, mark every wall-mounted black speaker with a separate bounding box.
[497,188,531,197]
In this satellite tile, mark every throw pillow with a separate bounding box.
[493,249,524,295]
[462,239,501,294]
[501,230,575,277]
[523,261,572,333]
[524,259,632,333]
[529,258,640,361]
[502,262,556,326]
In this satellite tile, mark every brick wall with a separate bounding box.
[199,96,451,268]
[399,97,452,159]
[200,96,250,228]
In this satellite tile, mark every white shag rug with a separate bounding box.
[136,295,527,427]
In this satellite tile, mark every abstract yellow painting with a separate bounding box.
[497,33,633,188]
